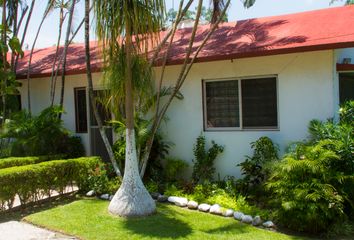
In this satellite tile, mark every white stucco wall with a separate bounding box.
[18,50,338,178]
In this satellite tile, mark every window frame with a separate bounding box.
[202,75,279,132]
[74,87,88,133]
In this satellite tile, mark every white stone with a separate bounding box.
[187,201,198,209]
[174,197,188,207]
[241,215,253,224]
[233,211,244,220]
[263,221,275,228]
[167,196,179,204]
[100,194,110,200]
[252,216,262,226]
[86,190,95,197]
[198,203,211,212]
[223,209,234,217]
[209,204,222,215]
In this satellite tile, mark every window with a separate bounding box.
[339,73,354,104]
[74,87,88,133]
[203,76,278,130]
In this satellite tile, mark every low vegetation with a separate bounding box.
[24,199,307,240]
[0,157,100,210]
[0,155,64,169]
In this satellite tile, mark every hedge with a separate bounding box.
[0,157,100,211]
[0,155,65,170]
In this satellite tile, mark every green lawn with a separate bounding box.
[24,199,308,240]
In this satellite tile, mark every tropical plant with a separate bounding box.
[192,134,224,184]
[0,106,84,157]
[163,157,188,182]
[236,137,278,198]
[266,141,346,233]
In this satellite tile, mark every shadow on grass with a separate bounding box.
[123,204,193,239]
[0,193,78,224]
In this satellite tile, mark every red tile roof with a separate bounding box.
[16,5,354,79]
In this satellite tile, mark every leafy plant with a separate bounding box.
[339,100,354,124]
[164,157,188,182]
[1,106,85,158]
[266,141,346,233]
[192,134,224,184]
[236,137,278,198]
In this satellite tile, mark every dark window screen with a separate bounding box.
[205,80,240,128]
[339,73,354,104]
[74,88,88,133]
[241,77,277,128]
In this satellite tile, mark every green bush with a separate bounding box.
[266,142,346,233]
[0,157,100,210]
[80,163,121,195]
[164,157,188,182]
[236,137,278,198]
[192,134,224,184]
[0,155,64,169]
[339,100,354,124]
[1,106,85,158]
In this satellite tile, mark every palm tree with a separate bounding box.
[25,0,55,112]
[94,0,165,217]
[84,0,122,177]
[58,0,76,113]
[50,0,71,106]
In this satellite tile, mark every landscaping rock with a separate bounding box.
[167,196,179,204]
[198,203,211,212]
[252,216,262,226]
[157,195,168,202]
[187,201,198,209]
[150,192,161,200]
[174,197,188,207]
[223,209,234,217]
[86,190,95,197]
[233,211,244,220]
[263,221,275,228]
[100,194,110,200]
[209,204,222,215]
[241,215,253,224]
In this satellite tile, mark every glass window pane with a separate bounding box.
[74,88,88,133]
[241,77,277,128]
[339,73,354,104]
[205,80,240,128]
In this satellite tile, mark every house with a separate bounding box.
[16,5,354,178]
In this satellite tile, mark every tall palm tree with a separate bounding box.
[25,0,55,112]
[94,0,164,217]
[84,0,122,177]
[58,0,76,113]
[50,0,71,106]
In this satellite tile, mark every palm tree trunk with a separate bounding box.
[50,6,64,106]
[14,0,35,73]
[58,0,76,115]
[84,0,121,177]
[2,0,7,122]
[10,0,18,69]
[108,23,155,217]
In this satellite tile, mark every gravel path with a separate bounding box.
[0,221,77,240]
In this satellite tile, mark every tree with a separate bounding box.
[58,0,76,113]
[94,0,165,217]
[84,0,122,177]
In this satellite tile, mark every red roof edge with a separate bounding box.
[337,63,354,71]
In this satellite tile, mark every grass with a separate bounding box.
[24,198,309,240]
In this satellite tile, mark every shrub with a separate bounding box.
[0,155,64,169]
[0,157,100,210]
[164,158,188,182]
[339,100,354,124]
[236,137,278,198]
[266,142,345,233]
[192,134,224,184]
[80,163,121,195]
[1,106,85,158]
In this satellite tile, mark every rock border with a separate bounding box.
[87,190,276,230]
